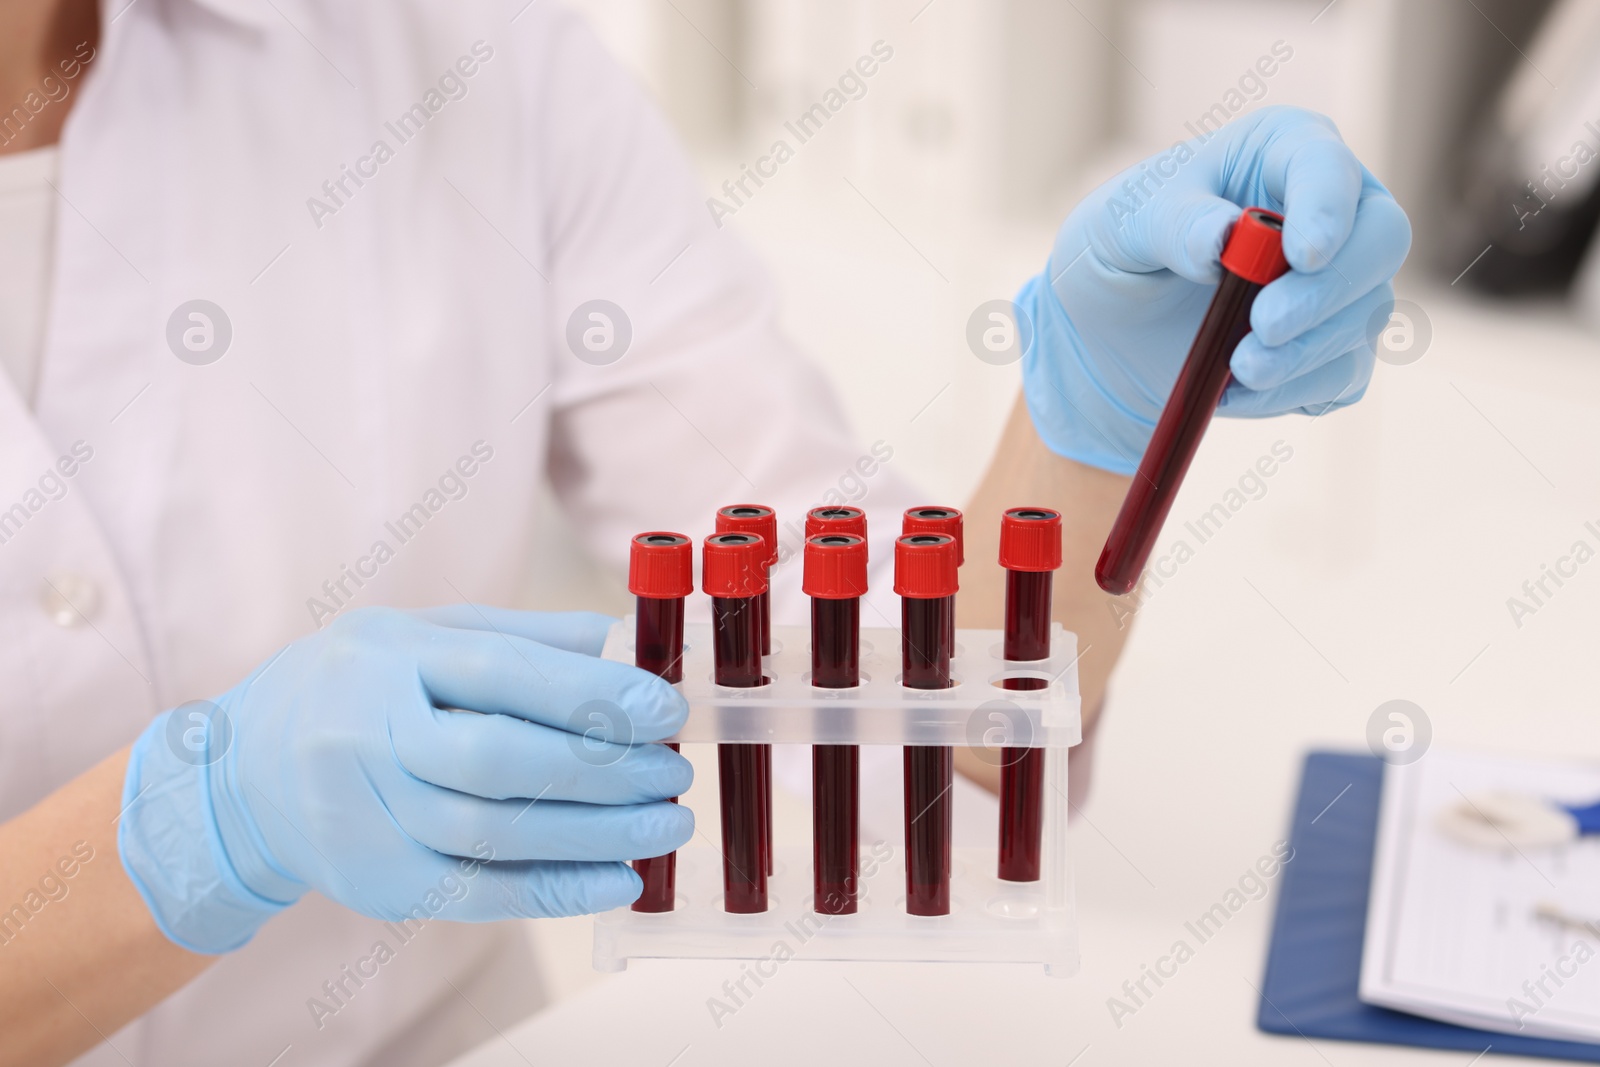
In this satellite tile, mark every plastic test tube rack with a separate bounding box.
[591,619,1083,976]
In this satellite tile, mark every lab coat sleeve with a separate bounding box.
[516,7,922,626]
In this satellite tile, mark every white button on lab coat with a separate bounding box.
[4,1,924,1063]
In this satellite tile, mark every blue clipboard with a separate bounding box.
[1257,750,1600,1062]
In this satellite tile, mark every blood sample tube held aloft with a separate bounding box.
[626,532,693,913]
[804,533,867,915]
[1097,208,1290,596]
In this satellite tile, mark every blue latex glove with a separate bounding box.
[119,606,693,953]
[1019,106,1412,475]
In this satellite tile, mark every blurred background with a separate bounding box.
[533,0,1592,606]
[514,0,1600,1049]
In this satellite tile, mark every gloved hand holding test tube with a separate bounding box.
[1015,107,1412,593]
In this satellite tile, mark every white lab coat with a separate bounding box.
[4,1,925,1063]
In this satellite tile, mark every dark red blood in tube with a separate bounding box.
[810,597,860,687]
[627,532,693,913]
[635,595,686,682]
[716,505,778,877]
[1003,571,1053,665]
[1096,208,1290,596]
[805,534,867,915]
[997,509,1062,883]
[895,533,958,917]
[704,532,769,913]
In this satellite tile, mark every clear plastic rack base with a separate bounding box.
[591,618,1083,977]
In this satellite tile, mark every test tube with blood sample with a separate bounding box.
[804,532,867,914]
[1097,208,1289,595]
[895,532,959,916]
[901,507,963,658]
[995,508,1062,883]
[627,532,693,913]
[715,505,778,877]
[703,531,769,913]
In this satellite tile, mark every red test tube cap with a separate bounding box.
[702,533,769,598]
[902,507,964,567]
[628,532,693,598]
[1219,207,1289,286]
[894,534,959,599]
[716,505,778,567]
[805,506,867,543]
[999,508,1063,572]
[803,534,868,599]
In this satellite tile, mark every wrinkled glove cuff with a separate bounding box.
[1017,271,1154,477]
[118,711,301,954]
